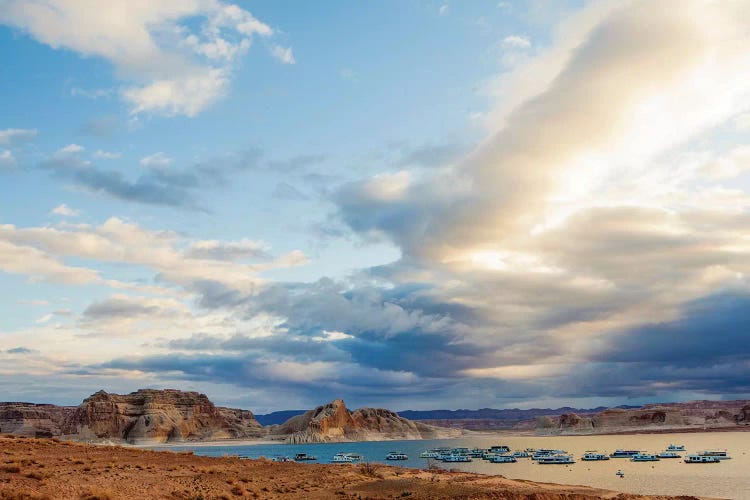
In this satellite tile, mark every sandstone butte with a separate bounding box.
[538,400,750,435]
[0,390,454,444]
[0,435,700,500]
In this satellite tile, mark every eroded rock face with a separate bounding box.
[276,399,452,443]
[0,403,74,437]
[62,389,264,443]
[558,413,594,430]
[541,400,750,434]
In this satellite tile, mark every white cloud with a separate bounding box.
[270,44,295,65]
[50,204,81,217]
[0,150,15,168]
[57,144,84,155]
[0,1,277,117]
[502,34,530,49]
[140,151,172,168]
[735,113,750,131]
[93,150,121,160]
[0,128,37,145]
[439,4,449,16]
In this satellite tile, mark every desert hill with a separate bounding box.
[272,398,455,443]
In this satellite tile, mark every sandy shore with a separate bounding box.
[0,435,703,500]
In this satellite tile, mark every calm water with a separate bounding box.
[152,432,750,499]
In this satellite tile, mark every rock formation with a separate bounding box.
[0,403,74,437]
[546,400,750,434]
[61,389,264,443]
[275,399,455,443]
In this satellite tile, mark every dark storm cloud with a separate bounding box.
[596,292,750,366]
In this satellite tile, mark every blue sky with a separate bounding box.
[2,0,750,412]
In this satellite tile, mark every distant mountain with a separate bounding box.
[398,406,639,421]
[255,410,306,426]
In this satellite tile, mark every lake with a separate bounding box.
[151,431,750,499]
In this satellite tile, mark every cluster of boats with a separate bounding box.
[269,443,731,466]
[415,443,731,465]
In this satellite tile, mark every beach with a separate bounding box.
[0,435,695,500]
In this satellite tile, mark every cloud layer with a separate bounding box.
[0,1,280,116]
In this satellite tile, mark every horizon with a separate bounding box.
[2,1,750,414]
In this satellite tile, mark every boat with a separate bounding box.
[272,456,293,462]
[685,454,721,463]
[666,444,685,451]
[451,447,470,456]
[616,470,625,477]
[386,452,408,461]
[442,454,472,462]
[609,449,640,458]
[293,453,317,461]
[419,450,440,459]
[537,455,575,464]
[697,450,731,460]
[511,450,531,458]
[468,448,486,457]
[532,449,566,460]
[489,445,510,453]
[489,454,517,463]
[657,451,681,459]
[581,451,609,461]
[331,453,358,463]
[631,453,659,462]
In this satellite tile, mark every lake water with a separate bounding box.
[152,432,750,499]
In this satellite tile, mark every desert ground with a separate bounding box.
[0,435,702,500]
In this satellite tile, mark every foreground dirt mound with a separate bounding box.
[0,435,693,499]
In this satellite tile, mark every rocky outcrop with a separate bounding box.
[275,399,456,443]
[0,403,75,437]
[61,389,264,443]
[546,400,750,434]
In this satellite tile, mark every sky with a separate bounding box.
[1,0,750,413]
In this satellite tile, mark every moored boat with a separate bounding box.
[581,451,609,461]
[657,451,681,459]
[511,450,531,458]
[419,450,440,458]
[685,454,721,463]
[489,454,517,463]
[293,453,317,461]
[331,453,359,463]
[386,451,408,461]
[631,453,659,462]
[489,445,510,453]
[666,444,685,451]
[609,449,640,458]
[698,450,731,460]
[442,454,472,462]
[537,454,575,464]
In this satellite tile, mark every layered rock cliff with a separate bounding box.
[0,403,75,437]
[62,389,264,443]
[275,399,457,443]
[544,400,750,435]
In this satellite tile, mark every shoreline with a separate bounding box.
[101,426,750,448]
[0,435,700,499]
